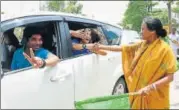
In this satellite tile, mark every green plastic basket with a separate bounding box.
[177,60,179,70]
[75,93,132,109]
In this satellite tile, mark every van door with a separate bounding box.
[1,16,75,109]
[1,62,75,109]
[94,25,124,95]
[62,19,123,102]
[62,20,100,101]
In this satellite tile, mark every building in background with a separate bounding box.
[172,12,179,23]
[172,12,179,34]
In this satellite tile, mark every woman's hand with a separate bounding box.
[92,43,122,52]
[86,44,96,50]
[23,48,45,68]
[92,43,101,51]
[138,84,156,96]
[70,30,90,40]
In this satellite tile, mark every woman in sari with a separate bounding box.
[95,17,177,109]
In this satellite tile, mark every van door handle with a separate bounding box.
[108,57,115,61]
[129,42,134,44]
[50,73,71,82]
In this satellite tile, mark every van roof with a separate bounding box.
[1,11,89,22]
[1,11,122,29]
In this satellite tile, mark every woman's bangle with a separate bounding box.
[82,44,87,49]
[108,46,112,51]
[152,84,157,90]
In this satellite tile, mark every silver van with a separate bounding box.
[1,12,129,109]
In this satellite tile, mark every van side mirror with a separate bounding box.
[129,42,135,44]
[0,63,4,79]
[0,33,4,78]
[0,44,5,79]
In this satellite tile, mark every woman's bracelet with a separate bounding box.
[82,44,87,49]
[152,83,157,90]
[107,46,112,51]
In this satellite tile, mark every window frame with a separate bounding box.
[102,24,122,45]
[0,32,4,78]
[62,19,106,59]
[0,15,63,75]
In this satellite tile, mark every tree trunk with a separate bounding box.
[167,1,172,33]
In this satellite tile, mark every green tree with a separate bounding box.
[146,1,159,13]
[172,1,179,13]
[122,1,170,32]
[150,8,168,26]
[122,1,150,32]
[171,1,179,28]
[65,1,83,14]
[47,1,83,14]
[47,1,65,12]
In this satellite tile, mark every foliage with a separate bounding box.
[122,1,169,32]
[172,1,179,13]
[171,1,179,28]
[171,18,179,28]
[150,8,168,26]
[122,1,159,32]
[47,1,83,14]
[65,1,83,14]
[47,1,65,12]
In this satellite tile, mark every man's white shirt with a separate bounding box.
[169,33,179,58]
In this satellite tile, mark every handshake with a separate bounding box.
[86,43,107,56]
[70,29,108,56]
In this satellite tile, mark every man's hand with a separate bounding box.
[23,48,45,68]
[172,40,179,46]
[169,38,179,46]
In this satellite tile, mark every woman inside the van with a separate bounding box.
[70,28,101,56]
[94,17,177,109]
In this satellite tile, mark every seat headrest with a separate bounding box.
[4,30,20,47]
[0,44,8,62]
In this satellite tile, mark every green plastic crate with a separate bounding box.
[75,93,131,109]
[176,60,179,72]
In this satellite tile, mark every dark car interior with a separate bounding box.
[67,21,97,31]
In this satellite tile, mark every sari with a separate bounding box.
[122,38,177,109]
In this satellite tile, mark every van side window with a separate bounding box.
[104,25,122,45]
[1,21,60,73]
[67,21,108,58]
[96,27,108,45]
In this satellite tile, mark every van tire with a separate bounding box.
[112,77,128,95]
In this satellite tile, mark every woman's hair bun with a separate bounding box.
[157,28,167,38]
